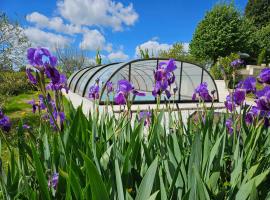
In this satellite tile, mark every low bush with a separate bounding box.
[0,71,36,96]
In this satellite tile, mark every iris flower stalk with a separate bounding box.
[26,47,68,132]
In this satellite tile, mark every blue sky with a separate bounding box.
[1,0,248,62]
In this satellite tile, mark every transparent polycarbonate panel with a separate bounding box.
[69,67,93,92]
[180,63,203,100]
[84,63,124,98]
[130,60,157,92]
[76,69,94,95]
[202,72,218,100]
[75,65,105,95]
[109,65,129,85]
[67,71,78,87]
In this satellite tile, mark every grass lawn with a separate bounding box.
[4,91,40,131]
[1,90,71,169]
[1,91,40,168]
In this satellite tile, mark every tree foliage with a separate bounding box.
[158,42,206,65]
[55,45,94,76]
[245,0,270,28]
[159,42,184,59]
[210,53,240,81]
[255,23,270,50]
[0,13,29,70]
[190,4,251,62]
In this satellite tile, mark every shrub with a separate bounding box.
[257,48,266,65]
[210,62,223,79]
[210,53,240,83]
[0,71,36,96]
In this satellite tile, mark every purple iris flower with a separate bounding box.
[45,65,61,85]
[48,172,59,189]
[46,74,69,93]
[26,69,37,85]
[192,82,212,101]
[256,86,270,98]
[49,56,58,67]
[49,108,65,129]
[224,95,235,112]
[255,96,270,111]
[28,99,37,113]
[258,68,270,85]
[27,47,57,67]
[166,59,177,72]
[59,112,65,123]
[237,76,256,93]
[231,59,244,68]
[0,109,11,133]
[0,109,11,132]
[244,85,270,126]
[106,81,114,93]
[139,111,152,126]
[23,124,30,129]
[154,70,163,81]
[27,48,36,65]
[225,118,233,134]
[117,80,134,93]
[88,84,100,100]
[114,80,143,105]
[152,85,160,97]
[152,59,177,99]
[254,86,270,111]
[159,59,177,72]
[114,92,126,105]
[224,89,245,111]
[245,106,260,125]
[233,89,246,105]
[165,90,171,99]
[133,90,146,96]
[168,74,175,86]
[0,116,11,132]
[38,95,47,110]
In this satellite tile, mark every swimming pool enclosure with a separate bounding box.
[67,58,219,104]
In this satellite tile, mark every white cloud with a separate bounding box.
[57,0,138,31]
[135,40,172,57]
[79,29,106,51]
[108,50,129,61]
[24,27,71,49]
[26,12,112,52]
[26,12,83,35]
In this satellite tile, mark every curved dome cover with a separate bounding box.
[68,58,219,104]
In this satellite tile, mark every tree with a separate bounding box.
[245,0,270,28]
[189,4,251,62]
[158,42,207,65]
[159,43,184,59]
[255,23,270,50]
[55,45,93,76]
[0,13,29,70]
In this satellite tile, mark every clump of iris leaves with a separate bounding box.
[0,48,269,200]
